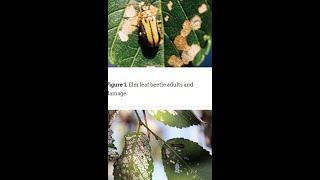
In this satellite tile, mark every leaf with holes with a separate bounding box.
[161,138,212,180]
[108,110,120,161]
[108,0,212,67]
[148,110,205,128]
[113,132,154,180]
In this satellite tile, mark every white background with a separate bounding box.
[108,68,212,110]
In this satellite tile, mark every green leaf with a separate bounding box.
[113,132,154,180]
[108,139,119,161]
[148,110,204,128]
[108,0,212,67]
[161,138,212,180]
[108,110,120,161]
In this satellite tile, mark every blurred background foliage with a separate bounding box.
[108,110,212,180]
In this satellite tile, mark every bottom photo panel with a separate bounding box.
[108,110,213,180]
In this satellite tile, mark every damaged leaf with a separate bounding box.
[108,0,165,67]
[148,110,205,128]
[108,0,212,67]
[108,110,120,161]
[163,0,212,67]
[162,138,212,180]
[113,132,154,180]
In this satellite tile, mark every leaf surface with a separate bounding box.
[113,132,154,180]
[148,110,203,128]
[108,0,212,67]
[162,138,212,180]
[108,110,120,161]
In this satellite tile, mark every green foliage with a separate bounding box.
[109,110,212,180]
[108,110,120,161]
[108,0,212,67]
[162,138,212,180]
[113,132,154,180]
[148,110,203,128]
[108,133,119,161]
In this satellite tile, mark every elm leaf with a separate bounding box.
[108,0,212,67]
[162,138,212,180]
[113,132,154,180]
[108,110,120,161]
[148,110,204,128]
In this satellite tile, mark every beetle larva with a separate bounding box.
[171,143,185,148]
[161,147,167,159]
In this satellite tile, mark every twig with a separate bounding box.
[133,110,202,179]
[143,110,151,141]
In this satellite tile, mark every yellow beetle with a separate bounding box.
[138,3,162,47]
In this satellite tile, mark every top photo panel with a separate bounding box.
[108,0,212,67]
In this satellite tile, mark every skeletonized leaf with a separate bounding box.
[161,138,212,180]
[108,0,212,67]
[108,110,120,161]
[113,132,154,180]
[108,110,120,128]
[108,129,119,161]
[148,110,204,128]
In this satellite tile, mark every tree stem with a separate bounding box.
[134,110,201,178]
[143,110,151,140]
[134,110,164,142]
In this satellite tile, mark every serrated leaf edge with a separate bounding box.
[162,137,212,180]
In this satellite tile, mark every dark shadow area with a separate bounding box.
[138,36,159,59]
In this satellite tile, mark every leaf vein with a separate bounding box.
[109,0,130,61]
[130,47,141,67]
[108,26,117,32]
[174,0,200,42]
[108,8,124,17]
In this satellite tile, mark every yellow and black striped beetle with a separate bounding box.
[138,3,162,47]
